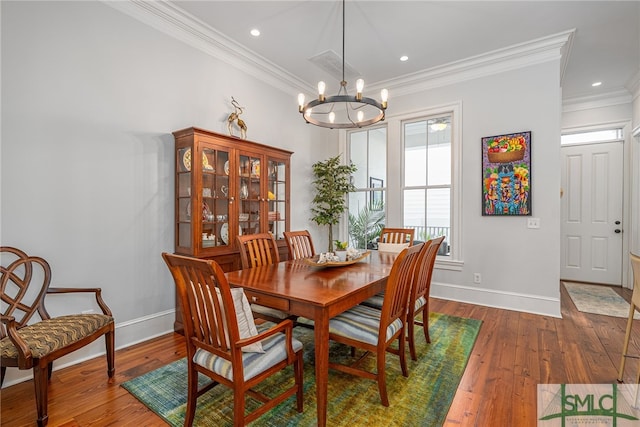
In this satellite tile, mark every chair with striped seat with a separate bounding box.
[162,252,304,426]
[617,252,640,383]
[406,236,444,360]
[0,246,115,427]
[283,230,316,260]
[327,242,424,406]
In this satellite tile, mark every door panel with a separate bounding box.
[561,141,623,285]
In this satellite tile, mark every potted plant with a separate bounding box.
[311,154,357,252]
[348,201,385,249]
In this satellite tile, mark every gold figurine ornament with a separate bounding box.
[227,97,247,139]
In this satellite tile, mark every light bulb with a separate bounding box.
[380,88,389,109]
[298,93,305,112]
[329,111,335,123]
[356,79,364,93]
[318,81,326,102]
[357,111,364,122]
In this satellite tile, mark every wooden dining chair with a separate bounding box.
[0,246,115,427]
[406,236,444,360]
[162,252,304,426]
[327,242,424,406]
[379,228,415,245]
[283,230,316,260]
[237,233,291,323]
[617,252,640,383]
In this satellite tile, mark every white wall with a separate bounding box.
[389,61,563,316]
[1,1,331,386]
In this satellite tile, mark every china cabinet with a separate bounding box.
[172,127,292,331]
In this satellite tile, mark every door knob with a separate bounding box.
[615,220,621,225]
[615,229,622,233]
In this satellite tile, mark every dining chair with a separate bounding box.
[237,233,293,323]
[162,252,304,427]
[283,230,316,260]
[379,228,415,245]
[0,246,115,427]
[406,236,445,360]
[617,252,640,383]
[327,242,424,406]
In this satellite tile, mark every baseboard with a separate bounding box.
[431,281,562,318]
[1,309,176,388]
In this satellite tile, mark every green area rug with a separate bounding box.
[122,312,481,427]
[563,282,639,319]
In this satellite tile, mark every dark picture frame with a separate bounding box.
[369,177,383,210]
[482,131,531,216]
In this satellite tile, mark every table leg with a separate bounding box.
[314,310,329,427]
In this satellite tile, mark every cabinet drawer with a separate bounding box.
[243,290,290,311]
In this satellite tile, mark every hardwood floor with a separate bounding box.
[2,283,639,426]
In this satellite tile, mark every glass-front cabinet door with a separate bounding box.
[267,158,287,240]
[238,153,261,239]
[201,146,231,250]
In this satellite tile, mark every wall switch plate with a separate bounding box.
[527,217,540,229]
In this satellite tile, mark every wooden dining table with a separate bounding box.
[225,249,398,427]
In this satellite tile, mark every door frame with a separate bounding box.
[561,120,633,288]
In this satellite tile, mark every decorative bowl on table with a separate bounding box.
[303,250,370,268]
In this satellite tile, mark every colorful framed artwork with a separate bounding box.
[482,131,531,216]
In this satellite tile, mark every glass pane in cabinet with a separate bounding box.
[178,223,192,248]
[240,199,259,236]
[202,149,230,248]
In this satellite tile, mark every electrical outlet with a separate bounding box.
[473,273,482,284]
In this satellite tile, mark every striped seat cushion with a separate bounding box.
[414,295,427,311]
[329,305,404,346]
[0,314,113,359]
[193,332,303,382]
[360,293,384,310]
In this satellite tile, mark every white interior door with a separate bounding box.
[561,141,624,285]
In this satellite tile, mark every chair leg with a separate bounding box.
[407,312,417,361]
[33,364,50,427]
[618,303,635,382]
[376,351,389,407]
[398,330,409,378]
[184,365,198,427]
[423,302,431,344]
[106,328,115,380]
[1,366,5,386]
[294,351,304,412]
[233,382,245,427]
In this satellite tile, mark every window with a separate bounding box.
[347,127,387,249]
[561,128,623,145]
[403,116,452,255]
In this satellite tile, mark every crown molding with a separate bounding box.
[103,0,310,95]
[106,1,574,100]
[562,89,633,113]
[369,30,574,96]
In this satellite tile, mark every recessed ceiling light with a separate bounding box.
[250,29,260,37]
[400,55,409,62]
[592,81,602,87]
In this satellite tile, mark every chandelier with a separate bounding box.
[297,0,388,129]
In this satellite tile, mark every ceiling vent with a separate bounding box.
[308,50,359,81]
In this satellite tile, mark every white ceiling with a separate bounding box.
[168,1,639,102]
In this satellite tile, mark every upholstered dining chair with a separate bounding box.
[327,242,424,407]
[283,230,316,260]
[617,252,640,383]
[406,236,444,360]
[162,252,304,427]
[0,246,115,427]
[237,233,291,323]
